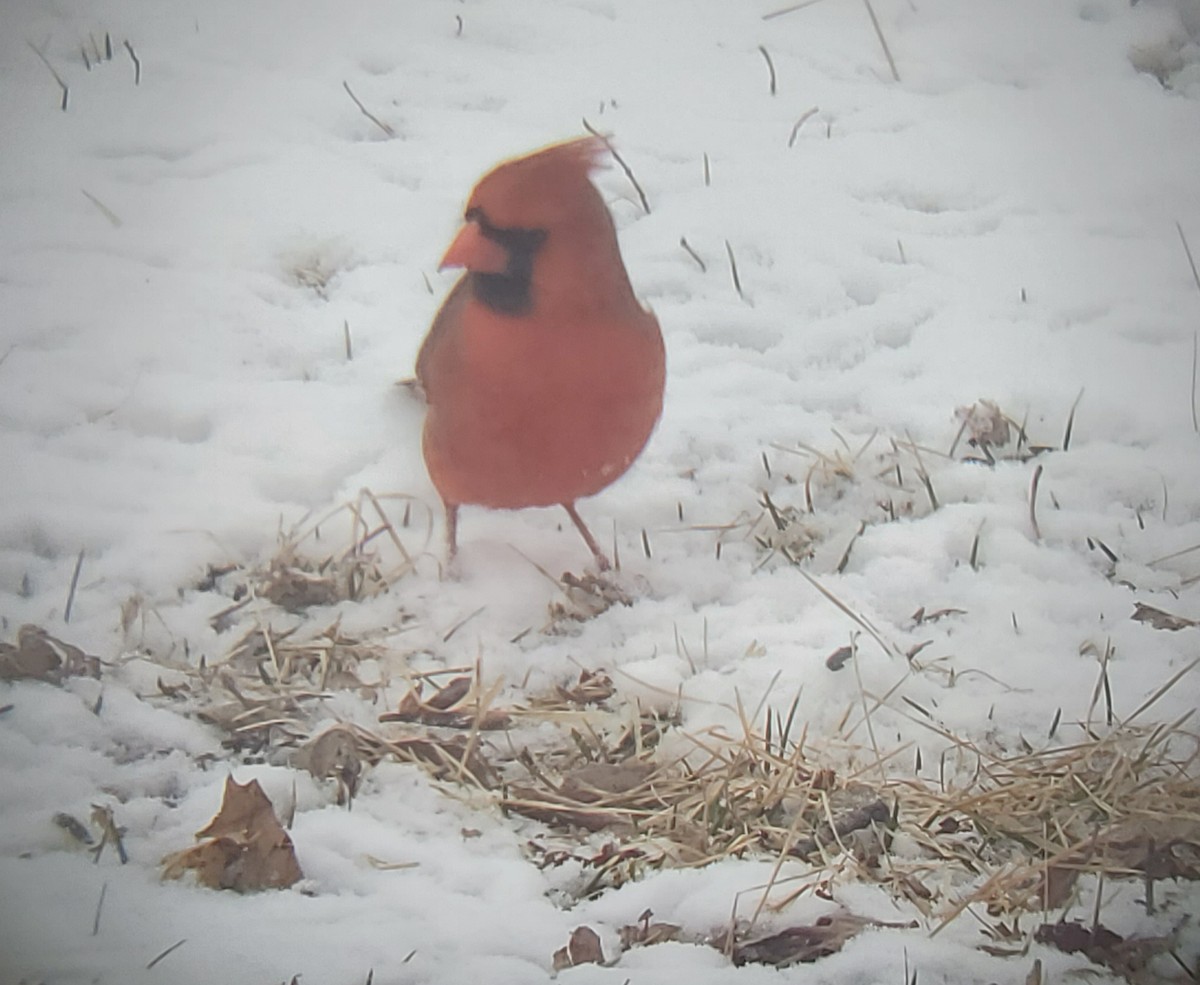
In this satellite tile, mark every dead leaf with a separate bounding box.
[1033,921,1169,980]
[161,776,302,891]
[1131,602,1197,631]
[619,910,682,949]
[379,678,511,730]
[552,925,605,970]
[732,910,895,967]
[53,812,94,846]
[546,572,632,633]
[0,625,100,683]
[956,400,1012,450]
[556,669,615,706]
[559,762,657,803]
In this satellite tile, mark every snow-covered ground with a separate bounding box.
[2,0,1200,982]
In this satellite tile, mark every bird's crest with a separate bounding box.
[466,136,611,227]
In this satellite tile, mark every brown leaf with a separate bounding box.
[956,399,1012,449]
[379,679,511,730]
[732,910,915,967]
[424,675,472,711]
[1131,602,1197,631]
[619,910,682,949]
[546,572,633,633]
[0,625,100,683]
[556,668,615,706]
[161,776,302,891]
[1033,921,1168,979]
[552,925,605,970]
[559,762,657,803]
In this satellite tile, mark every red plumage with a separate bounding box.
[416,137,665,568]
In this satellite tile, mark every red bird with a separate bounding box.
[416,137,665,569]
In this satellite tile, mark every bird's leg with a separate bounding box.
[561,501,611,572]
[444,502,460,566]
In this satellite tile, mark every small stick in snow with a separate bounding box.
[761,0,828,21]
[1047,707,1061,740]
[581,120,650,215]
[679,236,706,271]
[904,431,938,510]
[641,528,652,559]
[105,32,113,61]
[835,520,865,574]
[342,81,395,138]
[703,152,711,187]
[81,189,123,227]
[896,238,906,263]
[724,239,745,301]
[757,45,777,96]
[64,548,85,623]
[1028,464,1044,540]
[146,939,187,970]
[123,40,140,85]
[786,107,819,147]
[1191,332,1198,434]
[82,45,91,70]
[1061,388,1083,451]
[863,0,900,82]
[455,14,463,36]
[1173,223,1200,430]
[92,881,107,936]
[343,319,353,361]
[969,519,984,570]
[27,41,69,110]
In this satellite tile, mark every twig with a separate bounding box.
[343,319,353,361]
[724,240,745,301]
[703,152,711,187]
[1029,464,1044,540]
[1192,332,1198,434]
[969,519,984,571]
[758,45,777,96]
[342,81,395,137]
[786,107,819,148]
[123,40,140,85]
[27,41,69,110]
[146,939,187,970]
[863,0,900,82]
[762,0,829,19]
[81,189,123,228]
[64,548,85,623]
[93,881,107,936]
[836,521,865,574]
[581,120,650,214]
[1178,221,1200,293]
[1062,388,1083,450]
[679,236,706,271]
[1176,223,1199,430]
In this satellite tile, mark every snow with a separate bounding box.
[2,0,1200,982]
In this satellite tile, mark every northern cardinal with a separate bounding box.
[416,137,665,569]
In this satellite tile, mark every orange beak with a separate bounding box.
[438,220,509,273]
